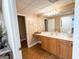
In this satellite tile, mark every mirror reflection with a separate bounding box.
[44,15,74,36]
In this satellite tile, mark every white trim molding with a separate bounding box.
[28,41,41,48]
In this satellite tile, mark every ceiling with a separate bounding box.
[0,0,2,9]
[16,0,74,17]
[16,0,52,13]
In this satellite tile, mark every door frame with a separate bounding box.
[2,0,22,59]
[73,0,79,59]
[17,14,29,47]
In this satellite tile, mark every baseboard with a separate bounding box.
[28,41,41,48]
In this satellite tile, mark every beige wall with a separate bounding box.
[54,16,61,32]
[25,13,45,47]
[49,16,61,32]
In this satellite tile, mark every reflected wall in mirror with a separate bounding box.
[44,19,55,32]
[60,15,73,34]
[44,15,74,34]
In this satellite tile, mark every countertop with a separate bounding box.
[36,32,72,41]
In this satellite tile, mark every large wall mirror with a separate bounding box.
[44,15,74,34]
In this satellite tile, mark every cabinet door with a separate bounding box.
[41,36,49,51]
[59,40,68,59]
[48,38,57,55]
[57,40,72,59]
[67,41,72,59]
[56,40,60,57]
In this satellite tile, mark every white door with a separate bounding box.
[2,0,22,59]
[48,19,55,32]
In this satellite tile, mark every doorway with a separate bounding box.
[17,15,27,48]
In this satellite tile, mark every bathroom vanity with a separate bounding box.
[33,32,73,59]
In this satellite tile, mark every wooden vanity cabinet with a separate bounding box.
[40,36,49,51]
[33,35,72,59]
[67,41,72,59]
[57,40,72,59]
[48,38,57,55]
[40,36,57,55]
[41,36,72,59]
[57,40,69,59]
[56,40,60,57]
